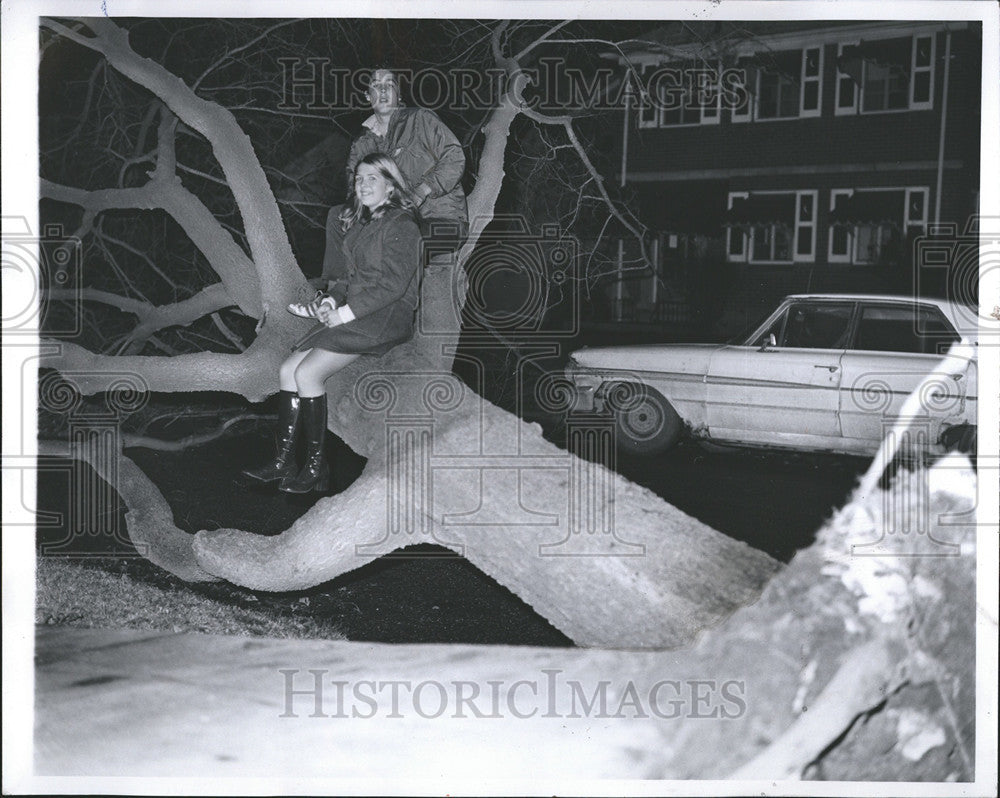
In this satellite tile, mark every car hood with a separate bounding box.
[569,343,722,373]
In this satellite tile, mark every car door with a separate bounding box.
[838,301,966,450]
[707,300,854,445]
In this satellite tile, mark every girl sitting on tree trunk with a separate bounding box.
[243,152,422,493]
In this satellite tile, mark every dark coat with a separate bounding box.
[347,107,467,225]
[294,207,422,355]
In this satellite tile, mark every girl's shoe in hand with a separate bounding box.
[288,291,337,319]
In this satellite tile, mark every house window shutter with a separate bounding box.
[800,47,823,117]
[910,34,935,109]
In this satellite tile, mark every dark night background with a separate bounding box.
[35,18,981,644]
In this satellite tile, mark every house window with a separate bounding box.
[751,224,792,262]
[725,192,802,264]
[756,50,801,120]
[862,58,909,113]
[794,191,817,259]
[637,61,723,127]
[736,47,825,121]
[835,42,860,115]
[829,189,854,262]
[696,65,722,125]
[836,35,936,115]
[637,63,659,128]
[828,188,926,265]
[657,68,702,127]
[726,192,748,260]
[659,66,719,126]
[730,64,753,123]
[854,223,899,264]
[905,188,929,237]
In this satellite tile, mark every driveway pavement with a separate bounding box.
[34,626,676,781]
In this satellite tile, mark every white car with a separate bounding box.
[565,294,978,457]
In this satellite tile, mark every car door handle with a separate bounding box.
[814,365,838,372]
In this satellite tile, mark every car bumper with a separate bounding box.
[564,364,604,412]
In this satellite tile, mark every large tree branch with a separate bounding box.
[41,177,262,316]
[41,178,159,212]
[194,403,781,649]
[461,23,533,251]
[152,103,177,179]
[38,318,303,401]
[40,17,306,311]
[48,283,235,353]
[37,439,216,582]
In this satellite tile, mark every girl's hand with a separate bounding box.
[317,305,341,327]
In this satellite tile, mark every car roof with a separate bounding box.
[786,292,953,304]
[781,293,978,343]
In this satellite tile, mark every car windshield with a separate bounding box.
[732,307,780,345]
[741,300,855,349]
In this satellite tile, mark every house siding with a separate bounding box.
[624,30,978,182]
[605,23,981,330]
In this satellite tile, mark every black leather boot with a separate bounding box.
[279,394,330,494]
[242,390,301,483]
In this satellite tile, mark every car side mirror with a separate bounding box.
[758,333,776,352]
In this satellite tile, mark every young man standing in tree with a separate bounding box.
[349,67,468,249]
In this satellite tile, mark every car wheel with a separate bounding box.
[604,383,682,456]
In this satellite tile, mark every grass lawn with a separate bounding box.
[35,557,346,640]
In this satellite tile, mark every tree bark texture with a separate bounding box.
[40,19,777,648]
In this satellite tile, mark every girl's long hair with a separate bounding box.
[338,152,418,231]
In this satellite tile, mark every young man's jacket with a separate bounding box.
[347,106,467,225]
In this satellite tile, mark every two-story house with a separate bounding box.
[610,20,981,334]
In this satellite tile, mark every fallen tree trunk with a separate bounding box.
[195,394,780,649]
[35,456,979,781]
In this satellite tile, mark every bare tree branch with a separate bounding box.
[48,283,236,354]
[42,177,260,316]
[192,19,304,90]
[122,412,268,451]
[38,326,293,401]
[37,438,217,582]
[40,16,307,312]
[209,311,247,351]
